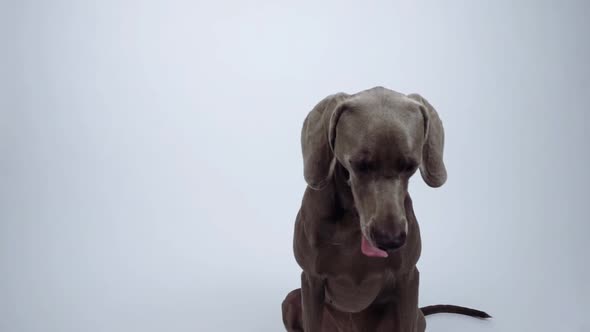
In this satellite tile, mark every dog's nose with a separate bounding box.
[371,228,407,251]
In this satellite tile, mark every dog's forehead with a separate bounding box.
[344,91,422,126]
[345,125,419,163]
[336,95,424,162]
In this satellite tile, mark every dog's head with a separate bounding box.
[301,87,446,258]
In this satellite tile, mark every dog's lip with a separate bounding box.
[361,235,389,258]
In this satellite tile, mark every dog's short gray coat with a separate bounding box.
[281,87,487,332]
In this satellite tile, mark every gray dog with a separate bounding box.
[282,87,489,331]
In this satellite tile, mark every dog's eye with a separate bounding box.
[399,160,418,174]
[405,165,418,174]
[354,160,373,173]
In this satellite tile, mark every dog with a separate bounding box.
[281,87,489,331]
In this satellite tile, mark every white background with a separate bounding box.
[2,0,589,331]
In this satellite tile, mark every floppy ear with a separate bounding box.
[301,93,350,190]
[407,93,447,188]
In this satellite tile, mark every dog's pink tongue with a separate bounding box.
[361,235,388,258]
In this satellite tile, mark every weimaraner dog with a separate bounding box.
[282,87,489,331]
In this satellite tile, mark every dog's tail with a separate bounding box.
[420,305,491,319]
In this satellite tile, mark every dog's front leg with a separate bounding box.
[394,268,424,332]
[374,268,423,332]
[301,271,325,332]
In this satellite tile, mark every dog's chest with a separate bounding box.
[319,244,395,313]
[308,219,397,313]
[324,272,389,313]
